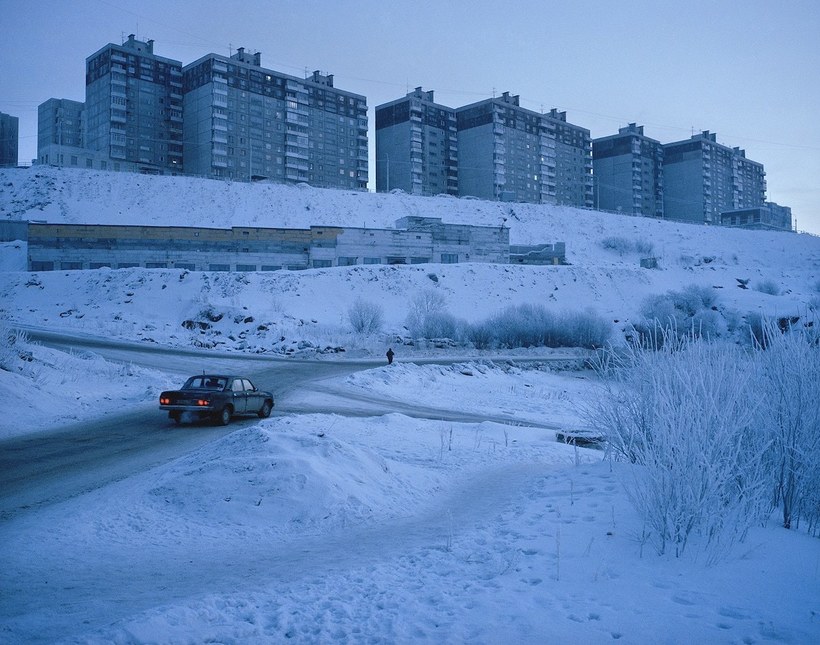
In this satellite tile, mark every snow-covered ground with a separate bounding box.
[1,167,819,643]
[1,352,818,643]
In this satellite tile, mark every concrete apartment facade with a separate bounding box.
[37,98,89,167]
[23,217,526,272]
[375,88,458,196]
[182,49,368,189]
[456,92,555,204]
[0,111,19,167]
[84,35,184,174]
[544,109,593,209]
[592,124,664,217]
[663,131,766,224]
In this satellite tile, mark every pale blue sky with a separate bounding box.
[2,0,818,233]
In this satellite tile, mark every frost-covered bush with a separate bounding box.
[0,324,31,372]
[634,238,655,256]
[587,334,770,559]
[413,311,462,341]
[347,298,384,335]
[474,304,610,350]
[755,279,781,296]
[754,324,820,533]
[601,236,632,255]
[405,289,448,337]
[601,236,654,256]
[635,284,724,343]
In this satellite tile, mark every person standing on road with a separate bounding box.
[386,347,394,365]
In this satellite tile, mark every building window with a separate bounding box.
[363,257,380,265]
[208,264,230,272]
[441,253,459,264]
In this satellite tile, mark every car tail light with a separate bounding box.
[197,399,210,406]
[160,397,170,405]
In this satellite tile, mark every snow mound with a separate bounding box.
[143,417,437,535]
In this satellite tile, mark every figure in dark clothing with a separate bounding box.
[386,348,394,365]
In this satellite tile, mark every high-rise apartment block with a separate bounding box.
[0,111,19,167]
[544,109,593,208]
[375,88,457,196]
[456,92,553,203]
[663,131,765,224]
[376,91,590,206]
[37,99,85,166]
[183,49,368,188]
[84,35,183,173]
[592,123,664,217]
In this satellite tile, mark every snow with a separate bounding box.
[1,167,819,643]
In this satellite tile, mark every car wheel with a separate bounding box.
[216,406,232,426]
[169,411,182,425]
[258,400,273,418]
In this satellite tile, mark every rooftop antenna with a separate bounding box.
[228,43,232,57]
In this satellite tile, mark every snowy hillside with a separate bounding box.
[2,166,820,351]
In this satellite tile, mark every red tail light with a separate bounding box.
[160,397,170,405]
[197,399,210,406]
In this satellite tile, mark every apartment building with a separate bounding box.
[0,111,19,167]
[544,109,593,208]
[182,48,368,189]
[37,98,86,166]
[456,92,554,203]
[663,131,765,224]
[375,88,458,196]
[592,123,664,217]
[84,34,184,174]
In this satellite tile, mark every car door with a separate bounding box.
[229,378,247,414]
[243,378,261,412]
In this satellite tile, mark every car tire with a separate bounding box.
[216,406,232,426]
[169,411,182,425]
[258,400,273,418]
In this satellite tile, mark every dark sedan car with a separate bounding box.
[159,375,274,425]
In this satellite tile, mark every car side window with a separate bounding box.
[243,379,255,391]
[231,380,244,392]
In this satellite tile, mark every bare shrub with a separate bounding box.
[601,236,632,255]
[587,334,770,559]
[754,323,820,533]
[347,298,384,335]
[405,289,448,337]
[0,324,31,372]
[637,284,724,342]
[755,279,781,296]
[601,236,654,256]
[476,304,610,350]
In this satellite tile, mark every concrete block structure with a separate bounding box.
[24,217,521,272]
[375,88,458,196]
[720,201,793,231]
[0,111,19,167]
[37,99,88,167]
[183,49,368,189]
[663,131,765,224]
[592,123,664,217]
[84,35,184,174]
